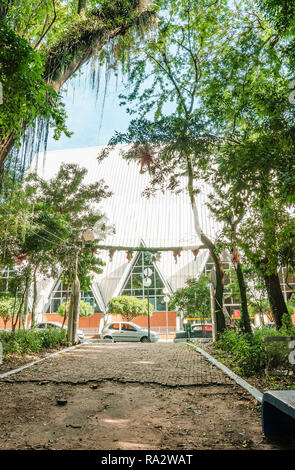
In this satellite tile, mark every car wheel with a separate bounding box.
[104,336,114,342]
[140,336,149,343]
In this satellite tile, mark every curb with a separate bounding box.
[187,342,263,403]
[0,342,86,380]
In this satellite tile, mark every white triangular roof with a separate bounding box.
[31,144,222,308]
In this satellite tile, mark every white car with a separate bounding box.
[34,321,84,342]
[101,321,158,343]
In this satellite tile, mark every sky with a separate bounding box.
[46,64,132,151]
[46,58,175,152]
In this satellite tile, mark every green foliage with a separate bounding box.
[0,163,111,329]
[0,327,67,357]
[0,22,70,144]
[248,299,271,319]
[258,0,295,35]
[216,323,295,376]
[98,0,142,27]
[35,327,67,349]
[108,295,153,321]
[0,0,155,193]
[280,312,295,335]
[216,330,267,376]
[169,274,210,319]
[57,299,94,317]
[0,296,19,327]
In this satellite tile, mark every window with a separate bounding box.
[121,252,166,311]
[110,323,120,330]
[121,323,136,331]
[0,267,16,296]
[47,281,101,313]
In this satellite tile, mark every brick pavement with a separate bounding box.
[1,342,235,387]
[2,342,294,450]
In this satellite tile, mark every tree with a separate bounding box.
[169,274,210,321]
[57,299,94,318]
[248,299,272,324]
[197,0,295,329]
[107,295,153,321]
[100,0,233,333]
[258,0,295,38]
[206,188,253,334]
[0,0,156,178]
[0,163,112,339]
[0,296,16,329]
[23,163,112,339]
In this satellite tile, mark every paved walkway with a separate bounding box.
[4,342,234,387]
[1,342,294,450]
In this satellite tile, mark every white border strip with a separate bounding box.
[188,343,263,403]
[0,343,85,379]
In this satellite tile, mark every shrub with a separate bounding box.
[216,325,295,376]
[216,330,267,376]
[37,328,67,349]
[0,328,67,358]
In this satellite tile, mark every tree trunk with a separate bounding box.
[30,265,39,328]
[12,281,28,331]
[71,277,80,343]
[67,253,80,343]
[235,262,252,334]
[67,295,74,343]
[0,133,15,171]
[205,238,226,332]
[187,169,226,333]
[62,279,71,328]
[67,277,80,343]
[264,272,288,329]
[78,0,87,17]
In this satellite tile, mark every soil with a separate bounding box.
[0,342,294,451]
[0,347,65,375]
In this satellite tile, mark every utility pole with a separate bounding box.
[72,251,80,343]
[163,287,170,342]
[143,263,153,342]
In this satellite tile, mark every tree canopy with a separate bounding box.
[0,0,156,188]
[169,274,211,320]
[99,0,295,332]
[108,295,154,321]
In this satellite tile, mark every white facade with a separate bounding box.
[30,144,223,314]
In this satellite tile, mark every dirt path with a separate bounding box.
[0,342,294,450]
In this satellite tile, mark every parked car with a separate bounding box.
[101,321,159,343]
[34,321,84,342]
[191,323,212,334]
[174,323,213,342]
